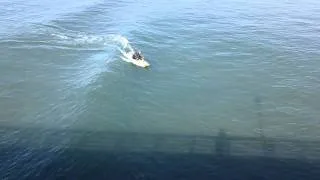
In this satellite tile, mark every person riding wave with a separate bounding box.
[132,50,143,60]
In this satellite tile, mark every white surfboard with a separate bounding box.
[121,51,150,68]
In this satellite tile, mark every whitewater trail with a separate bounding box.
[51,29,133,56]
[43,26,143,85]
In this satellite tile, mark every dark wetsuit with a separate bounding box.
[132,52,142,60]
[132,53,138,59]
[137,53,142,59]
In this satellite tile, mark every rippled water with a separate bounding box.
[1,0,320,161]
[1,0,320,178]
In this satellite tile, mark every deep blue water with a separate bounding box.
[0,0,320,178]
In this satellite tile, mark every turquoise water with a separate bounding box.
[1,0,320,140]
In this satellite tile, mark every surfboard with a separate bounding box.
[121,51,150,68]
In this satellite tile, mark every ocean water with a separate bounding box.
[1,0,320,174]
[1,0,320,137]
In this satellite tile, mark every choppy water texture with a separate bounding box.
[1,0,320,149]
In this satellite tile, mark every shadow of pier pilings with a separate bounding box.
[1,125,319,160]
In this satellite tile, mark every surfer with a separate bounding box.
[132,51,143,60]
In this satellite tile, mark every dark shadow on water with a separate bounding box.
[30,149,320,180]
[215,129,230,157]
[1,126,320,180]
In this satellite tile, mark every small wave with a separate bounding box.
[48,31,138,86]
[33,24,137,87]
[36,23,135,54]
[3,23,136,59]
[111,35,137,63]
[50,32,131,50]
[112,35,133,51]
[50,31,138,64]
[51,33,110,46]
[51,34,69,40]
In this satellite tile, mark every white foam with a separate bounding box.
[51,34,69,40]
[111,35,137,63]
[50,29,138,66]
[51,32,132,51]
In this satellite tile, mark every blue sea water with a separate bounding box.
[0,0,320,178]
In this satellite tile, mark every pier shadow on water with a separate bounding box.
[1,126,320,180]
